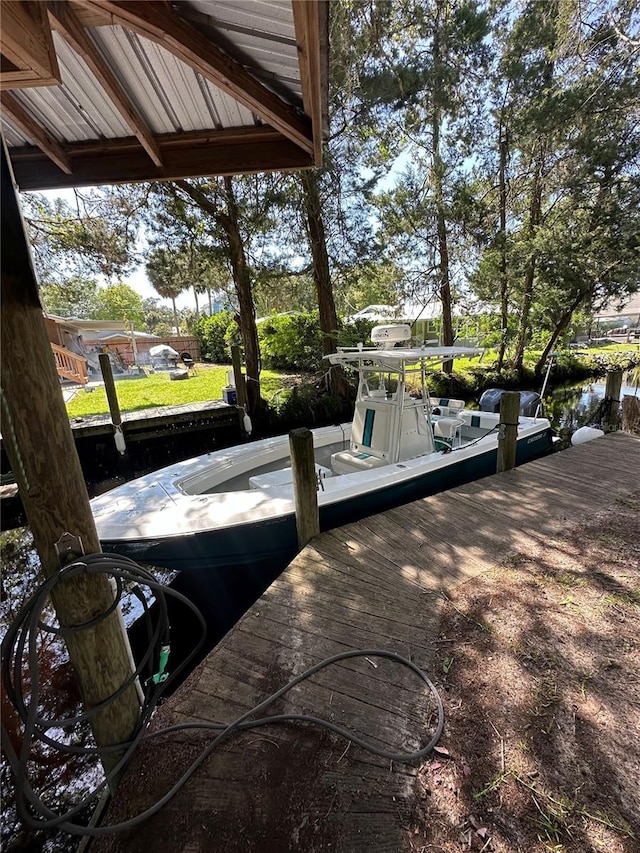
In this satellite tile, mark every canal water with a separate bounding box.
[544,375,637,447]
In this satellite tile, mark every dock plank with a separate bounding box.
[93,433,640,852]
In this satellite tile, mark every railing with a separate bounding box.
[51,343,88,385]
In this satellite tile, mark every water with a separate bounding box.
[544,376,638,447]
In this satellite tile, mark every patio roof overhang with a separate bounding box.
[1,0,328,190]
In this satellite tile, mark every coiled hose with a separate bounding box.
[2,552,444,837]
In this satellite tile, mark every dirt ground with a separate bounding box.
[407,491,640,853]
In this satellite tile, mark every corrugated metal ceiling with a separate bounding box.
[1,0,327,188]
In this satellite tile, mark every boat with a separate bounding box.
[93,325,554,572]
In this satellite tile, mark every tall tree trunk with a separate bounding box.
[512,143,545,373]
[175,178,263,419]
[222,176,262,418]
[299,169,349,397]
[432,0,454,373]
[512,28,556,375]
[496,116,509,371]
[193,285,199,319]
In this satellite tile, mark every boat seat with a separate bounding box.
[249,464,332,490]
[331,450,389,475]
[429,397,465,417]
[433,417,465,449]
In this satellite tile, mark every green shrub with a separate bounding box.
[258,312,324,371]
[224,318,242,354]
[264,383,354,434]
[195,311,235,362]
[336,318,379,349]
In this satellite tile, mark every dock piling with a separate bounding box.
[231,345,249,434]
[99,352,126,454]
[602,370,623,433]
[497,391,520,473]
[289,427,320,549]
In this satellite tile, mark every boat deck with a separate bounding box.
[91,433,640,852]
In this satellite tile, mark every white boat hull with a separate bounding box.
[93,415,554,572]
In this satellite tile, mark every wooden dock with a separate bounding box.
[92,433,640,852]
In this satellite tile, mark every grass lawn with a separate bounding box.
[65,364,285,418]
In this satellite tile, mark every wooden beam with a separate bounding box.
[81,0,314,155]
[0,141,140,780]
[292,0,324,165]
[0,91,72,174]
[48,1,163,168]
[0,0,61,90]
[8,126,314,189]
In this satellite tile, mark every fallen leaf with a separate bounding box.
[433,746,451,757]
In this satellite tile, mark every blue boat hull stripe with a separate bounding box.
[362,408,375,447]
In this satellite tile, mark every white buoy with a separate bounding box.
[571,426,605,446]
[114,424,127,455]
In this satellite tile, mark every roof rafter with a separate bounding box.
[81,0,314,155]
[292,0,324,165]
[48,1,163,168]
[0,0,61,90]
[0,91,72,174]
[9,126,314,190]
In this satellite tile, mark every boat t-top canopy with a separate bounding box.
[326,345,484,370]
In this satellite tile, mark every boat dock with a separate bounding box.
[92,433,639,852]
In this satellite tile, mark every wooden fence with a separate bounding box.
[85,335,200,366]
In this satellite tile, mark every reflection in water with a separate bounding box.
[545,376,637,447]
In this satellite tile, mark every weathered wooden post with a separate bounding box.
[602,370,623,433]
[99,352,127,455]
[622,395,640,434]
[1,145,140,784]
[289,428,320,549]
[497,391,521,473]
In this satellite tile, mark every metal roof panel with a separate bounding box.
[2,0,325,188]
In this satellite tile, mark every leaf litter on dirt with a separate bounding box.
[407,491,639,853]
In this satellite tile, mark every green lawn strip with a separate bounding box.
[66,365,284,418]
